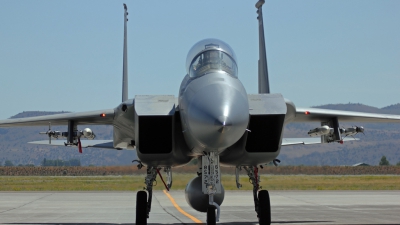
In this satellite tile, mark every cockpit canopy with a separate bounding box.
[186,39,238,78]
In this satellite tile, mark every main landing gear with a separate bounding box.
[136,190,148,224]
[237,166,271,225]
[134,165,172,225]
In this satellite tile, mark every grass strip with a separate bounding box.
[0,175,399,191]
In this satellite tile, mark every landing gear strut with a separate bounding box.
[202,152,221,225]
[237,166,271,225]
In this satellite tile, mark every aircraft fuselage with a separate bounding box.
[117,38,286,168]
[179,72,249,155]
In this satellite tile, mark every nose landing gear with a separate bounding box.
[202,152,222,225]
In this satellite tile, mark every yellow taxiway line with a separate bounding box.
[163,190,203,224]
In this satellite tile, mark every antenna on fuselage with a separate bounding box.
[256,0,270,94]
[122,3,129,102]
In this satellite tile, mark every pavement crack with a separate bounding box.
[154,192,189,225]
[0,193,54,214]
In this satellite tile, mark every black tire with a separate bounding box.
[206,205,216,225]
[258,190,271,225]
[136,191,148,225]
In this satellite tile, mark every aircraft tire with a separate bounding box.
[258,190,271,225]
[206,205,216,225]
[136,191,148,225]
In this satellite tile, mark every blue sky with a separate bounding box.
[0,0,399,119]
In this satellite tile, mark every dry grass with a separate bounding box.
[1,175,399,191]
[1,165,400,191]
[1,165,400,176]
[250,175,400,190]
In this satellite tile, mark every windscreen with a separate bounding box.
[189,50,238,78]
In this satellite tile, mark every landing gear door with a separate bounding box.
[202,154,222,194]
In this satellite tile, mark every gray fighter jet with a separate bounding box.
[1,1,400,225]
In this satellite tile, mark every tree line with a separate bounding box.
[379,155,400,166]
[1,156,399,167]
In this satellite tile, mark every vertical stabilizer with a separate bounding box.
[256,0,270,94]
[122,4,129,102]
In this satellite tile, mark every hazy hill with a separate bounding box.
[0,111,136,166]
[311,103,400,115]
[0,103,400,166]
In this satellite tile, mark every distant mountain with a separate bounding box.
[311,103,400,114]
[0,111,136,166]
[381,103,400,114]
[1,103,400,166]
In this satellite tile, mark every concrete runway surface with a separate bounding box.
[0,191,399,225]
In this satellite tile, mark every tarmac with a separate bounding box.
[0,191,400,224]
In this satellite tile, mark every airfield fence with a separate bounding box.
[0,165,400,176]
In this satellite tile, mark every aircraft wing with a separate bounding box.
[0,109,114,127]
[294,107,400,123]
[281,137,359,146]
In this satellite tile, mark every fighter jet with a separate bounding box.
[1,1,400,225]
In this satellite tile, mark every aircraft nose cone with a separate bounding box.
[186,84,249,150]
[215,116,232,134]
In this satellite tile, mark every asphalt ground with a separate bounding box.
[0,191,399,225]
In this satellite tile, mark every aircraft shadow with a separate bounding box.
[2,221,336,225]
[0,220,400,225]
[7,222,400,225]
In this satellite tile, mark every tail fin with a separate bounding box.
[122,3,129,102]
[256,0,270,94]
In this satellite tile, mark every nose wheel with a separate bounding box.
[207,205,216,225]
